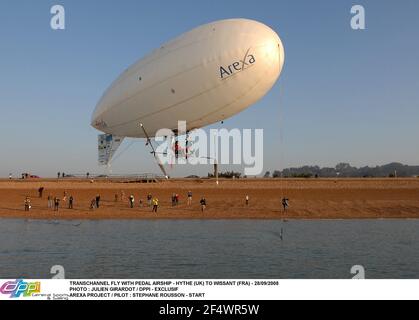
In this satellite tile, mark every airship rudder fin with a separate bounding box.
[98,134,125,166]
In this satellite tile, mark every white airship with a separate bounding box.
[91,18,285,172]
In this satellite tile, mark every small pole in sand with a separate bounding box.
[214,162,219,185]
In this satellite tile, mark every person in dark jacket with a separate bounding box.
[200,197,207,212]
[95,194,101,208]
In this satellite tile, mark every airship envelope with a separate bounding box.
[91,18,285,138]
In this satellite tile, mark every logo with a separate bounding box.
[219,48,256,79]
[0,280,41,298]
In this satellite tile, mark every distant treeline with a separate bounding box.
[266,163,419,178]
[208,171,242,179]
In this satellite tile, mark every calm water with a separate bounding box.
[0,219,418,279]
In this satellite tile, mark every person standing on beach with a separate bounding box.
[69,195,74,209]
[47,194,53,209]
[171,193,176,206]
[282,198,289,212]
[147,193,152,207]
[187,191,192,206]
[95,194,101,209]
[9,173,12,180]
[24,197,31,212]
[152,198,159,213]
[245,195,249,206]
[57,172,61,179]
[200,197,206,212]
[38,187,44,198]
[54,197,60,212]
[90,198,96,210]
[129,195,135,208]
[62,191,67,204]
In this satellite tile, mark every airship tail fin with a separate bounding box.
[98,134,125,166]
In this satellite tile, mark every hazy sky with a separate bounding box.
[0,0,418,177]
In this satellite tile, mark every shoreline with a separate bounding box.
[4,216,419,224]
[0,178,418,220]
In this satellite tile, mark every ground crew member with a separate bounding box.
[152,198,159,213]
[282,198,289,212]
[200,197,206,212]
[187,191,192,206]
[129,195,135,208]
[24,197,31,211]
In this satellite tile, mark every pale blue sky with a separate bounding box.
[0,0,418,177]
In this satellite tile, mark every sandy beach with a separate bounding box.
[0,178,418,220]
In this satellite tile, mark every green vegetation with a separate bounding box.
[268,163,419,178]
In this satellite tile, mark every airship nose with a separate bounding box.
[265,26,285,73]
[277,38,285,72]
[259,25,285,74]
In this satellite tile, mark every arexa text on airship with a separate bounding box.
[219,50,256,79]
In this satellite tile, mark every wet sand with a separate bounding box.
[0,178,418,220]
